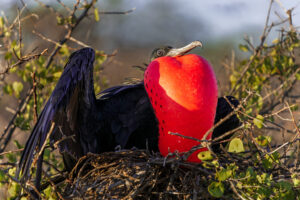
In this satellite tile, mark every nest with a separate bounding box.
[62,150,217,200]
[39,139,299,200]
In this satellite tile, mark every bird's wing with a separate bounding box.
[212,96,241,152]
[98,83,159,152]
[18,48,96,179]
[99,82,144,98]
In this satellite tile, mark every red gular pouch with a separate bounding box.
[144,54,218,162]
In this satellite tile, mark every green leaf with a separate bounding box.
[3,84,13,95]
[44,186,52,198]
[0,17,4,29]
[0,169,5,182]
[14,140,23,149]
[8,168,16,177]
[292,174,300,186]
[12,81,23,96]
[44,148,51,159]
[272,38,279,44]
[56,16,64,25]
[217,168,232,181]
[4,51,12,60]
[277,181,292,191]
[253,114,264,129]
[94,7,100,22]
[68,16,76,25]
[8,182,21,197]
[6,153,16,163]
[262,157,273,170]
[255,135,271,146]
[53,71,62,79]
[197,151,213,161]
[4,30,11,37]
[239,44,249,52]
[59,44,70,55]
[246,167,255,178]
[208,182,224,198]
[228,138,245,153]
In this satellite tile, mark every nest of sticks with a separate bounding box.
[62,150,217,200]
[49,137,299,200]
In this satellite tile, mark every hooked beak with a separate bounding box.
[166,41,202,57]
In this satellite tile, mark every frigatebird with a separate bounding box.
[18,43,240,189]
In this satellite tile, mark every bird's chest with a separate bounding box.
[144,55,218,162]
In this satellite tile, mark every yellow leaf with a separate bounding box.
[197,150,213,161]
[94,7,100,22]
[53,71,62,79]
[228,138,245,153]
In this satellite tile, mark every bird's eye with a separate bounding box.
[156,49,165,57]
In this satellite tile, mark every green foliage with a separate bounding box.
[0,0,106,199]
[253,114,264,129]
[230,30,300,118]
[206,18,300,199]
[255,135,271,147]
[204,151,299,199]
[208,181,225,197]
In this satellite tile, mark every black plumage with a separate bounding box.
[18,48,240,187]
[212,96,241,152]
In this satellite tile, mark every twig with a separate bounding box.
[0,49,48,75]
[26,181,45,199]
[44,0,96,69]
[69,36,90,47]
[202,95,246,142]
[32,72,38,123]
[229,180,248,200]
[17,8,22,58]
[33,122,55,166]
[56,0,72,14]
[230,0,274,95]
[0,148,23,156]
[32,29,62,47]
[0,88,34,152]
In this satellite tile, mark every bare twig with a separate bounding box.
[0,88,34,152]
[32,72,38,123]
[44,0,96,69]
[33,122,55,166]
[0,49,48,75]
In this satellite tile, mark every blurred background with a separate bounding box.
[1,0,299,85]
[0,0,300,150]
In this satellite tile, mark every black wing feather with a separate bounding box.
[98,83,159,151]
[212,96,241,152]
[18,48,96,179]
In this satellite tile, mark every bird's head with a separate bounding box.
[149,41,202,62]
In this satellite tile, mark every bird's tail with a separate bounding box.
[17,102,54,184]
